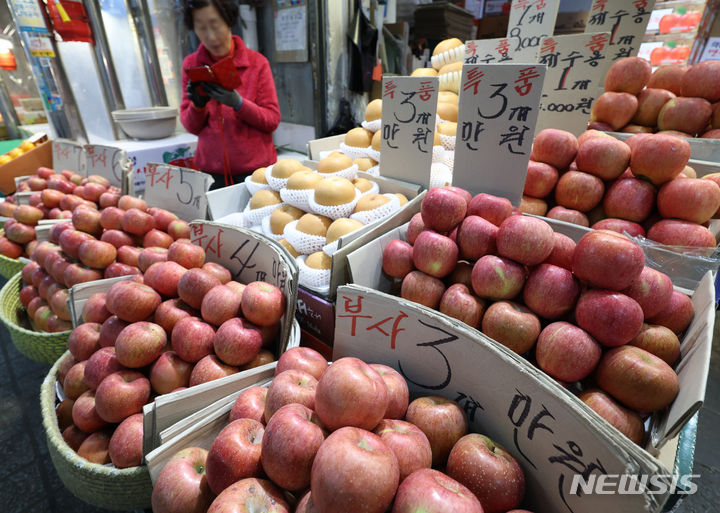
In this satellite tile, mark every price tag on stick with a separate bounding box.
[144,163,214,221]
[584,0,656,67]
[379,76,439,188]
[506,0,560,62]
[52,139,87,176]
[85,144,130,189]
[453,63,546,205]
[535,32,611,136]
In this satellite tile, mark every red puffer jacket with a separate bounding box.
[180,35,281,182]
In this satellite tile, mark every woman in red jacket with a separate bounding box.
[181,0,281,188]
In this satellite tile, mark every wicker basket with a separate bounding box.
[41,351,153,510]
[0,230,28,279]
[0,272,70,364]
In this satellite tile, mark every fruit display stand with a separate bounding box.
[40,351,154,511]
[340,225,714,511]
[0,272,71,363]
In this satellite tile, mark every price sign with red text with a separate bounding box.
[188,221,299,348]
[379,76,439,188]
[143,163,213,222]
[584,0,656,68]
[453,64,545,205]
[464,38,517,64]
[85,144,131,189]
[52,139,86,176]
[535,32,611,135]
[333,284,673,513]
[506,0,560,62]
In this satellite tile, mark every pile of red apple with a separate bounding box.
[53,248,287,469]
[590,58,720,139]
[18,187,195,332]
[152,348,531,513]
[521,127,720,249]
[382,187,692,445]
[0,168,114,260]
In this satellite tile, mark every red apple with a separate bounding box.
[467,193,513,226]
[392,468,484,513]
[496,215,554,266]
[68,322,102,361]
[406,213,425,245]
[572,230,645,290]
[374,419,431,482]
[523,160,558,198]
[122,208,155,236]
[167,219,191,240]
[62,425,89,452]
[596,345,680,412]
[546,206,589,227]
[369,363,409,420]
[168,240,205,268]
[456,215,498,260]
[100,229,135,249]
[241,281,286,327]
[109,413,144,468]
[117,245,142,267]
[631,134,690,186]
[229,386,268,424]
[264,369,318,422]
[144,261,187,298]
[647,219,716,248]
[275,347,327,380]
[405,396,467,467]
[152,447,214,513]
[401,270,445,309]
[172,316,216,363]
[95,369,151,423]
[213,317,263,367]
[114,321,167,368]
[439,283,485,328]
[648,290,694,334]
[622,267,674,319]
[523,264,580,319]
[189,355,239,386]
[72,389,108,433]
[201,262,232,284]
[530,129,578,170]
[150,351,193,394]
[681,60,720,102]
[154,298,197,334]
[143,228,173,249]
[579,389,645,445]
[207,478,288,513]
[138,247,169,272]
[482,301,541,354]
[177,268,221,309]
[84,346,126,389]
[77,429,113,464]
[471,255,525,300]
[201,284,241,326]
[382,239,414,279]
[98,315,129,348]
[314,357,389,431]
[590,92,638,130]
[56,398,75,431]
[447,434,525,513]
[629,323,681,366]
[63,361,90,400]
[658,177,720,224]
[536,322,602,381]
[311,426,399,513]
[81,293,110,324]
[421,187,467,232]
[206,418,265,494]
[575,289,644,347]
[106,281,162,322]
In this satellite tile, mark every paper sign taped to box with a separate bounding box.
[333,285,672,513]
[453,63,545,204]
[144,163,214,222]
[85,144,132,190]
[535,32,611,135]
[52,139,87,176]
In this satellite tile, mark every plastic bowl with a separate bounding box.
[112,107,178,140]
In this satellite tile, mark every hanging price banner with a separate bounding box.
[535,32,611,135]
[506,0,561,62]
[333,285,674,513]
[453,63,546,205]
[85,144,131,189]
[143,164,213,222]
[584,0,656,69]
[379,76,439,188]
[52,139,86,176]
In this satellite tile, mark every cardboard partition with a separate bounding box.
[609,132,720,163]
[306,134,345,161]
[35,219,71,243]
[0,140,53,195]
[52,139,87,176]
[341,224,715,513]
[85,144,132,192]
[206,175,423,300]
[143,163,213,221]
[688,159,720,177]
[67,275,139,328]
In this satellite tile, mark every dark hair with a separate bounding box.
[183,0,239,30]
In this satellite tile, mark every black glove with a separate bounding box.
[203,82,243,110]
[187,81,210,109]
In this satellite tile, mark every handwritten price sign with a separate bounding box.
[585,0,656,66]
[507,0,560,62]
[52,139,87,176]
[189,221,299,347]
[85,144,130,189]
[379,76,439,188]
[143,164,213,222]
[465,38,517,64]
[453,63,546,204]
[333,285,672,513]
[535,32,611,135]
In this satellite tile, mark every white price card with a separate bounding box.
[143,164,214,222]
[379,76,439,188]
[453,63,546,205]
[535,32,611,136]
[584,0,656,74]
[333,285,674,513]
[85,144,131,189]
[506,0,561,62]
[464,38,517,64]
[700,37,720,62]
[52,139,86,176]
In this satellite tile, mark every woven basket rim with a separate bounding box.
[41,351,150,478]
[0,272,72,338]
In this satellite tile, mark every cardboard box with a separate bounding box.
[296,286,335,345]
[0,139,52,195]
[340,221,714,513]
[306,134,345,161]
[477,14,509,38]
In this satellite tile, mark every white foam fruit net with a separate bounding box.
[350,193,401,225]
[316,163,359,181]
[430,162,453,188]
[308,188,362,220]
[297,255,332,293]
[243,202,283,226]
[361,119,382,133]
[357,181,380,197]
[439,70,461,93]
[339,142,373,161]
[280,188,314,212]
[244,175,272,195]
[215,212,248,228]
[261,215,288,241]
[432,145,446,163]
[283,220,327,254]
[431,44,465,70]
[439,133,456,151]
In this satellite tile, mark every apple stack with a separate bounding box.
[17,190,194,332]
[152,349,529,513]
[54,249,287,469]
[382,187,691,445]
[0,168,114,260]
[521,127,720,249]
[590,57,720,139]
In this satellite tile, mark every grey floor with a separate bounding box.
[0,287,718,512]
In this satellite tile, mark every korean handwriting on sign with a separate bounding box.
[386,82,436,153]
[87,147,107,169]
[145,166,173,189]
[540,37,606,92]
[508,390,607,513]
[587,0,651,60]
[508,0,550,53]
[191,224,224,259]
